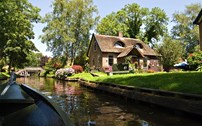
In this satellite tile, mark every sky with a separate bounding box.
[29,0,201,57]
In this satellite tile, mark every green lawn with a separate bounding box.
[2,71,202,95]
[70,72,202,95]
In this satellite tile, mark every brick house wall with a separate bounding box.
[88,38,102,70]
[199,23,202,50]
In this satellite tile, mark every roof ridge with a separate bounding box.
[95,34,142,41]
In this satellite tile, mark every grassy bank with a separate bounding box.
[70,72,202,95]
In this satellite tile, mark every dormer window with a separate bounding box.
[114,41,125,48]
[135,43,143,49]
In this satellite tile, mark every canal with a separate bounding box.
[13,77,202,126]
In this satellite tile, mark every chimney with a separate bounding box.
[118,31,123,37]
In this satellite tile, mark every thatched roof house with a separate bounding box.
[87,33,161,72]
[194,9,202,50]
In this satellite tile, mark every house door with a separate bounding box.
[108,55,113,66]
[132,57,139,69]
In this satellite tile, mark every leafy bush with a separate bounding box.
[112,63,129,71]
[112,64,119,71]
[72,65,83,73]
[187,51,202,70]
[55,68,75,79]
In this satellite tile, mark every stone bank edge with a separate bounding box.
[65,78,202,117]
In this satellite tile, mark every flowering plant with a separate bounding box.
[55,68,75,79]
[72,65,83,73]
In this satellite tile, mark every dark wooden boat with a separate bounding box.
[0,72,73,126]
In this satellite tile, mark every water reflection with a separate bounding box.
[15,77,202,126]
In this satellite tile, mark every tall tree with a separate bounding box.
[144,7,168,46]
[96,11,128,37]
[171,3,201,54]
[123,3,149,38]
[0,0,40,71]
[40,0,99,66]
[157,36,183,71]
[24,52,43,67]
[96,3,168,46]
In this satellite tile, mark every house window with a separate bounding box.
[93,42,97,51]
[108,55,113,66]
[135,43,143,49]
[143,57,147,67]
[114,41,125,48]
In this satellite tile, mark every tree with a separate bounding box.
[144,7,168,46]
[0,0,41,71]
[40,0,99,66]
[24,52,43,67]
[40,56,50,67]
[123,3,149,39]
[171,3,201,54]
[96,3,168,46]
[74,50,88,66]
[157,36,183,71]
[96,11,129,37]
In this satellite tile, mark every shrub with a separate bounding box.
[187,51,202,70]
[112,63,129,71]
[55,68,75,79]
[72,65,83,73]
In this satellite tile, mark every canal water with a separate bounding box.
[11,77,202,126]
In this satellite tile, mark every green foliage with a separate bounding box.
[40,56,50,67]
[96,3,168,46]
[43,59,56,75]
[124,4,149,39]
[74,50,88,66]
[196,65,202,71]
[171,3,201,54]
[112,63,129,71]
[0,0,41,70]
[187,51,202,70]
[96,11,129,37]
[0,58,6,71]
[41,0,99,65]
[24,52,43,67]
[44,57,62,72]
[157,36,183,71]
[144,7,168,46]
[112,64,119,71]
[0,72,9,79]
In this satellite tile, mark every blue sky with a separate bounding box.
[29,0,201,56]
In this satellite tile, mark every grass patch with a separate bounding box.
[70,71,202,95]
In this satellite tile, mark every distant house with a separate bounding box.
[193,9,202,50]
[87,33,161,72]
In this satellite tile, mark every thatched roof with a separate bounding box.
[92,34,159,57]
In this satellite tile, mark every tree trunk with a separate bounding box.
[61,52,69,68]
